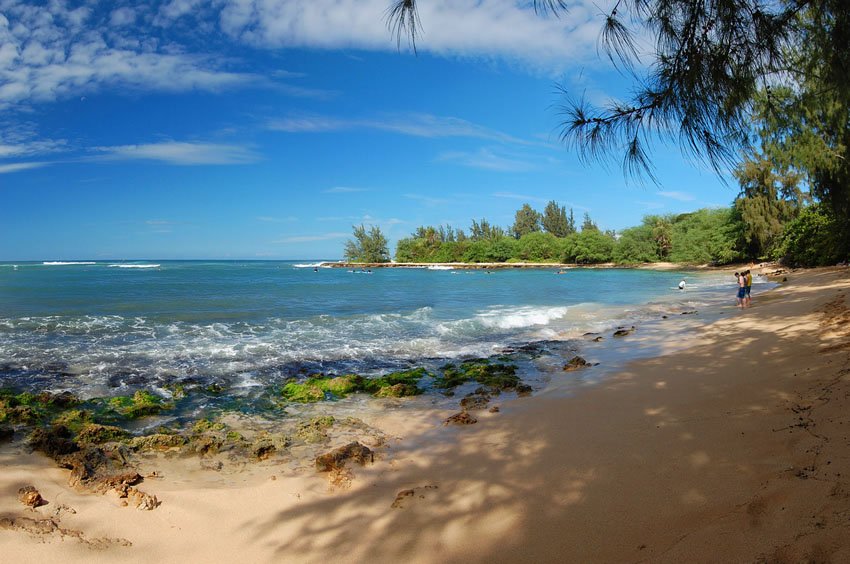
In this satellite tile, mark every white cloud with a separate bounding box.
[492,191,548,204]
[268,112,525,144]
[657,191,696,202]
[0,0,619,110]
[93,141,259,165]
[215,0,610,72]
[0,161,48,174]
[0,1,256,109]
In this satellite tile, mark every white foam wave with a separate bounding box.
[42,261,96,265]
[292,262,325,268]
[475,305,570,330]
[108,264,160,269]
[427,265,454,270]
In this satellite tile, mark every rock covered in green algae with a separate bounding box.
[280,368,429,403]
[435,359,520,391]
[75,424,129,445]
[0,390,79,425]
[129,433,187,452]
[105,390,173,418]
[296,416,336,444]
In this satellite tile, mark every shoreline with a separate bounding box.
[320,260,782,271]
[2,266,849,562]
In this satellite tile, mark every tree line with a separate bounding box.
[344,174,843,265]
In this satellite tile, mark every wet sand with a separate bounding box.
[1,266,849,563]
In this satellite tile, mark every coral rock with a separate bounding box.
[444,412,477,426]
[315,441,374,472]
[18,486,45,508]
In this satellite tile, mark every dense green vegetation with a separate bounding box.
[384,206,749,265]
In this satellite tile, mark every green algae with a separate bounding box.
[435,359,520,390]
[75,423,129,445]
[281,374,365,402]
[296,416,336,444]
[105,390,173,418]
[280,369,428,403]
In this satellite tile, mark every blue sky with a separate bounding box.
[0,0,740,261]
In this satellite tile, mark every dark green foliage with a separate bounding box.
[571,229,615,264]
[581,212,598,232]
[469,218,507,242]
[511,203,542,239]
[435,359,520,390]
[613,225,659,263]
[344,224,390,263]
[515,232,562,262]
[733,153,804,259]
[542,201,574,237]
[669,209,742,265]
[775,204,842,267]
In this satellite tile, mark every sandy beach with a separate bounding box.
[2,266,849,563]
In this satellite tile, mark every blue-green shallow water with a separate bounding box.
[0,261,759,403]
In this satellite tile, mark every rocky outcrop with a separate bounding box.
[315,441,374,472]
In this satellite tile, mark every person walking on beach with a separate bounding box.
[735,272,746,309]
[744,269,752,307]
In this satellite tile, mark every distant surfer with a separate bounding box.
[678,280,686,290]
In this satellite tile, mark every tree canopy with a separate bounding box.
[344,225,390,263]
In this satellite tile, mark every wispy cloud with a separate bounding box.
[437,148,535,172]
[324,186,368,194]
[657,191,696,202]
[93,142,259,165]
[268,113,526,144]
[0,161,49,174]
[273,232,349,244]
[492,191,549,204]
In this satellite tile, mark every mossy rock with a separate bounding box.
[365,368,427,397]
[435,359,519,390]
[296,416,336,444]
[130,433,187,452]
[51,409,93,432]
[75,424,129,445]
[374,383,420,398]
[191,418,226,434]
[249,433,290,461]
[188,434,224,456]
[106,391,172,418]
[281,374,365,403]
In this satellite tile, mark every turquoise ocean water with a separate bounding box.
[0,261,763,408]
